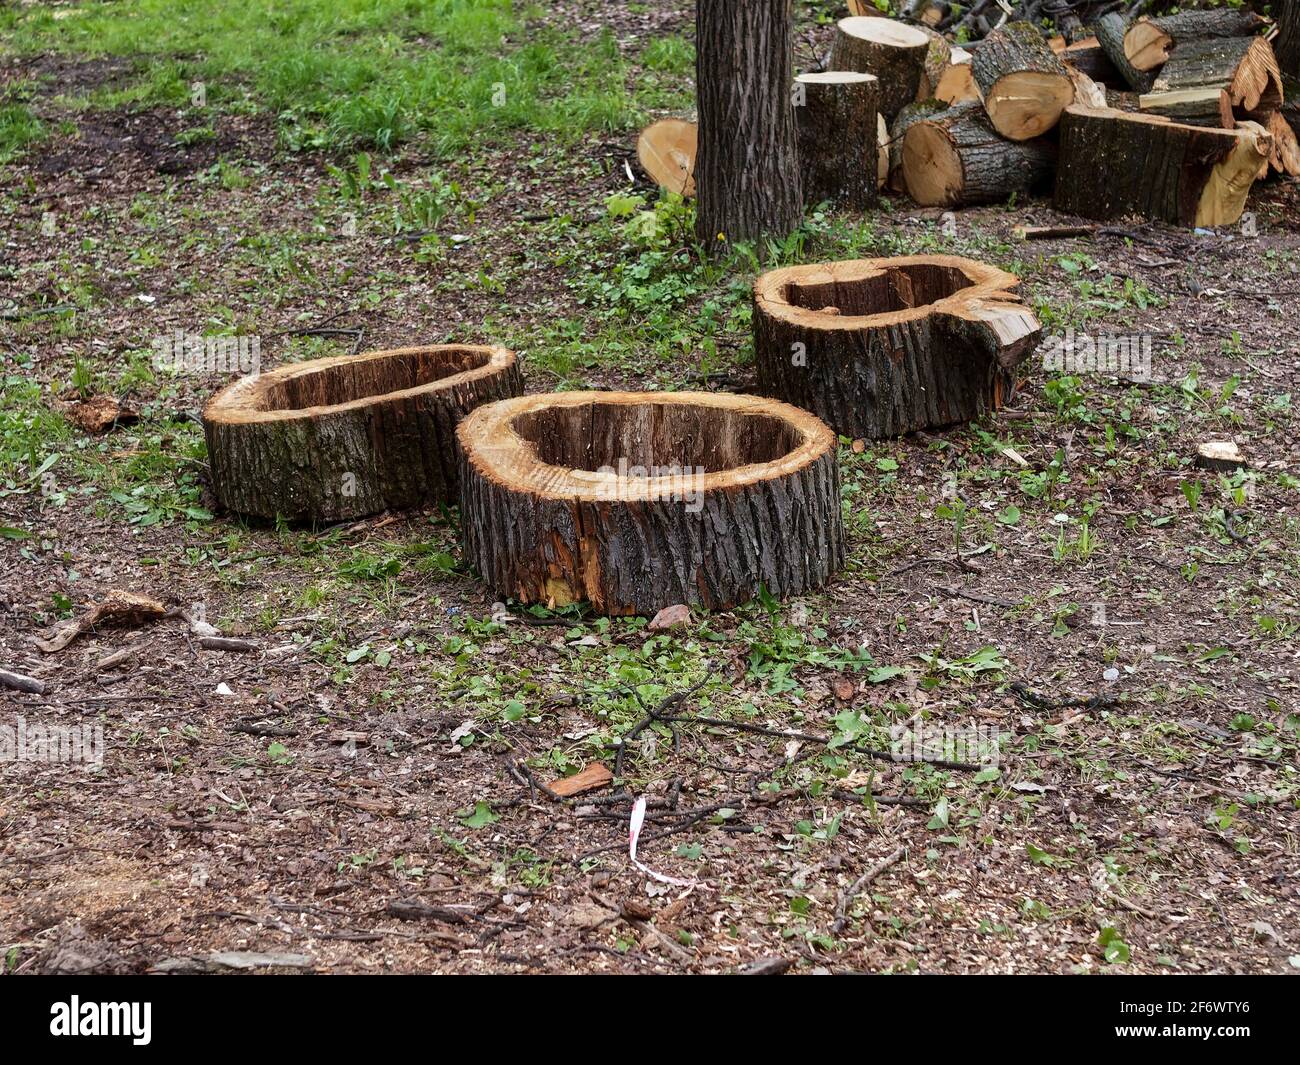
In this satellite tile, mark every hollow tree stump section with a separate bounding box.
[1095,13,1156,93]
[1123,9,1267,73]
[830,16,931,121]
[694,0,802,251]
[970,21,1075,139]
[793,72,880,209]
[456,392,843,616]
[1139,36,1282,126]
[637,119,697,196]
[1054,106,1269,227]
[901,100,1056,207]
[753,255,1042,440]
[203,345,521,522]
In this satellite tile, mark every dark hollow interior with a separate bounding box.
[512,402,802,473]
[785,263,974,316]
[257,348,490,411]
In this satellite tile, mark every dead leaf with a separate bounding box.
[833,676,856,701]
[647,604,691,632]
[549,762,614,798]
[35,590,167,653]
[64,395,138,434]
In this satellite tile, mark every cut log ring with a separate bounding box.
[753,255,1041,440]
[636,119,697,196]
[456,392,843,616]
[203,345,521,522]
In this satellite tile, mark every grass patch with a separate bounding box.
[0,103,45,163]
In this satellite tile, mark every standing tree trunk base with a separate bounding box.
[753,255,1041,440]
[901,100,1056,207]
[1054,105,1270,227]
[830,16,931,121]
[456,392,843,616]
[794,71,880,209]
[203,345,521,522]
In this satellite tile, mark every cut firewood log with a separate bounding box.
[935,45,980,104]
[794,71,880,209]
[204,346,522,522]
[636,119,696,197]
[915,27,953,101]
[753,255,1041,440]
[1124,9,1268,73]
[901,100,1056,207]
[1062,37,1120,86]
[1139,36,1283,127]
[888,99,947,192]
[970,20,1075,139]
[1054,106,1270,228]
[830,16,931,121]
[1095,13,1156,93]
[456,392,843,615]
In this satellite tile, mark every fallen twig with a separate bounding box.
[830,845,907,934]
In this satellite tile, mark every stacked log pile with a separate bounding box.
[791,5,1292,228]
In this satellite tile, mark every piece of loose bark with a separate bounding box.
[64,394,139,434]
[549,762,615,798]
[35,590,167,653]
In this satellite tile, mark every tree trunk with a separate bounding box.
[794,72,880,209]
[694,0,802,251]
[970,21,1075,139]
[456,392,843,615]
[1054,105,1269,227]
[1095,13,1155,93]
[753,255,1041,440]
[1139,36,1282,126]
[830,15,932,121]
[1278,1,1300,80]
[1124,9,1267,72]
[901,100,1057,207]
[203,346,521,522]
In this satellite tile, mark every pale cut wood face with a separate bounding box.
[204,345,514,425]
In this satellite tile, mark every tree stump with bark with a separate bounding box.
[970,21,1075,139]
[753,255,1042,439]
[637,119,696,196]
[1138,36,1282,127]
[901,100,1056,207]
[793,71,880,209]
[1054,106,1269,227]
[830,16,932,121]
[694,0,802,252]
[203,345,521,522]
[1123,9,1267,73]
[456,392,843,615]
[888,99,948,192]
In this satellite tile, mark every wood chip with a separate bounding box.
[549,762,614,798]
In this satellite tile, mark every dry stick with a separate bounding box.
[831,845,907,934]
[0,669,46,695]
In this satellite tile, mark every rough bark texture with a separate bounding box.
[1124,9,1267,72]
[887,99,947,191]
[915,26,954,100]
[1279,1,1300,80]
[456,392,843,616]
[830,16,931,121]
[901,100,1057,207]
[970,20,1075,139]
[203,346,522,522]
[1095,13,1156,93]
[694,0,802,251]
[1139,36,1282,126]
[753,256,1042,440]
[794,72,880,209]
[1054,105,1268,227]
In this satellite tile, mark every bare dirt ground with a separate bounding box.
[2,4,1299,975]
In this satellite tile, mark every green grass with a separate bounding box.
[0,103,45,163]
[0,0,647,155]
